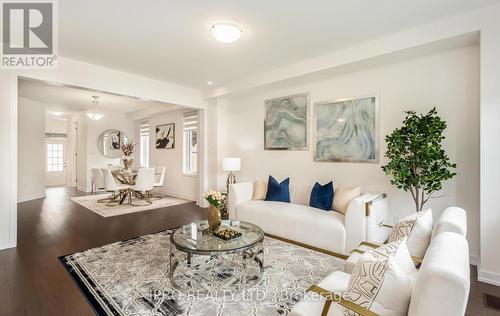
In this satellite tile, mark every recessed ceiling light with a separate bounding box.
[207,81,213,85]
[52,111,64,116]
[210,22,243,44]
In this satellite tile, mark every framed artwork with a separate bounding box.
[156,123,175,149]
[264,93,309,150]
[109,130,121,150]
[314,95,379,163]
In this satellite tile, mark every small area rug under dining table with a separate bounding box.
[70,194,192,217]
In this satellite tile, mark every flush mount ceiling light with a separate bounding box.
[210,22,243,44]
[86,95,104,120]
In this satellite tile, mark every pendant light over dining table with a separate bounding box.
[86,95,104,120]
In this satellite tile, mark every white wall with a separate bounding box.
[46,118,68,134]
[479,10,500,286]
[74,114,88,191]
[18,98,46,202]
[147,110,198,201]
[0,72,13,250]
[218,46,480,259]
[66,120,77,187]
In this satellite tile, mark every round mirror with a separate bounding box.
[97,129,129,158]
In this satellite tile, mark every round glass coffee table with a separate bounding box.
[169,220,264,293]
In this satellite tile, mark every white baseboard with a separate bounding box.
[154,189,197,202]
[478,268,500,286]
[0,239,12,250]
[469,254,480,266]
[17,193,46,203]
[77,186,91,193]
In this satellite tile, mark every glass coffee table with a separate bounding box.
[169,220,264,293]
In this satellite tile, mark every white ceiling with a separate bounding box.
[59,0,497,90]
[18,78,177,117]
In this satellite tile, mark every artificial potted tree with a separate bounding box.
[382,108,457,212]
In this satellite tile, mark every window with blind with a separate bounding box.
[183,110,198,175]
[139,121,150,168]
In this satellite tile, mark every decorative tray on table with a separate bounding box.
[213,228,242,241]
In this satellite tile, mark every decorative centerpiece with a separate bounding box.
[213,228,242,241]
[120,142,136,170]
[203,190,226,232]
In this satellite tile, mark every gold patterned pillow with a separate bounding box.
[388,209,433,258]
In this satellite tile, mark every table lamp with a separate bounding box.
[223,157,241,193]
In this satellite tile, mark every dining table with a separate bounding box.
[112,169,138,205]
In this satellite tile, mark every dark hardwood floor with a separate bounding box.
[0,187,205,316]
[0,187,498,315]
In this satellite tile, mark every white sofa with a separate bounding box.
[228,182,390,255]
[290,207,470,316]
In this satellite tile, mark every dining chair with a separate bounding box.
[97,168,130,205]
[91,168,105,193]
[131,168,155,205]
[150,166,166,200]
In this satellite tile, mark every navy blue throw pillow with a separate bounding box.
[309,181,334,211]
[265,176,290,203]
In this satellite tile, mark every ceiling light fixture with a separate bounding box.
[51,111,64,116]
[207,81,213,85]
[86,96,104,120]
[210,22,243,44]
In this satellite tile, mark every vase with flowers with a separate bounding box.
[203,190,226,232]
[120,142,136,170]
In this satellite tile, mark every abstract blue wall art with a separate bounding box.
[315,96,378,162]
[265,93,309,150]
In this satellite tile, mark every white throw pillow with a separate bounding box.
[373,238,417,274]
[389,209,433,258]
[252,179,267,200]
[344,248,414,316]
[332,186,361,214]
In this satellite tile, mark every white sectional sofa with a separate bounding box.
[290,207,470,316]
[228,182,390,256]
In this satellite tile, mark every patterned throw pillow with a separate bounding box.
[373,238,417,274]
[388,209,433,258]
[344,245,414,316]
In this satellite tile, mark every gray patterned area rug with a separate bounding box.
[60,230,344,316]
[71,195,191,217]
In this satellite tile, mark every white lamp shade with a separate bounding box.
[223,157,241,171]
